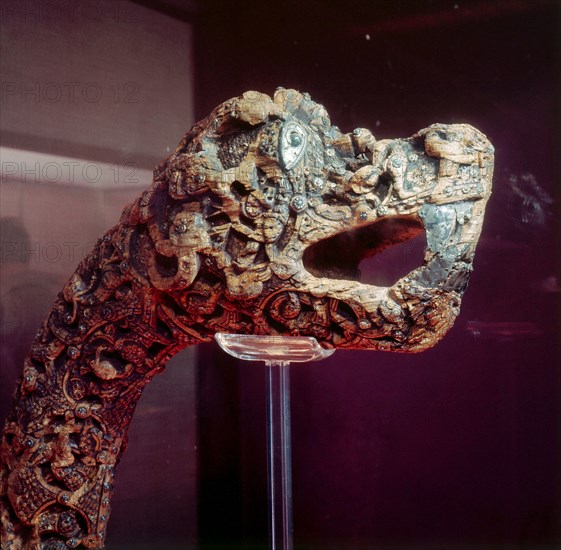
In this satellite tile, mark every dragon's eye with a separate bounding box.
[279,122,307,170]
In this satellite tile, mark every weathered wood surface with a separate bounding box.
[0,89,493,548]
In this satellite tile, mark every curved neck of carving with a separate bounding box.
[0,229,194,549]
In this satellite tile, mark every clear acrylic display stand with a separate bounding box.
[215,334,335,550]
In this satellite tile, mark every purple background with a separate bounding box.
[195,1,561,548]
[0,1,559,548]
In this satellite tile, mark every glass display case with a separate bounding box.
[1,0,559,548]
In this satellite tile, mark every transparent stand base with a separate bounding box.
[215,334,335,550]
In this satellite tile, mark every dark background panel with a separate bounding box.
[194,1,560,549]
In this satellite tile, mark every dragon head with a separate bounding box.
[118,88,493,351]
[0,89,494,549]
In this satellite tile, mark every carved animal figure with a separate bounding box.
[0,89,493,548]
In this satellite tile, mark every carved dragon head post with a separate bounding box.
[0,89,493,548]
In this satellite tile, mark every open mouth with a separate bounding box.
[302,216,426,287]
